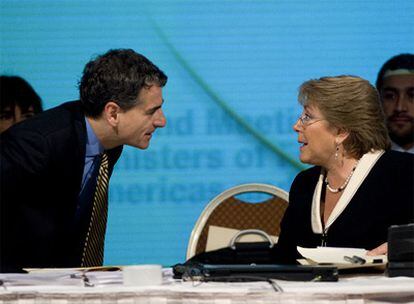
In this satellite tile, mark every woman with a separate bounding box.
[274,75,414,264]
[0,75,43,133]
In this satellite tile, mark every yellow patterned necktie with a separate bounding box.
[81,153,109,267]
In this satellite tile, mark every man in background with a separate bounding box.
[0,49,168,272]
[376,53,414,153]
[0,75,43,133]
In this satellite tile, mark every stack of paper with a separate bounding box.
[20,266,123,287]
[0,271,84,287]
[297,246,387,269]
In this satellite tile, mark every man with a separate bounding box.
[0,75,43,133]
[0,49,167,272]
[376,53,414,153]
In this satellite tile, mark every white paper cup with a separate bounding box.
[122,264,163,286]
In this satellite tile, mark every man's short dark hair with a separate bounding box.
[376,53,414,92]
[79,49,168,118]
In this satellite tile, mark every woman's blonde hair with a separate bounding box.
[298,75,390,158]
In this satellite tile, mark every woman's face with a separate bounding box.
[0,105,36,133]
[293,104,338,167]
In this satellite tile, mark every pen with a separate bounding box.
[344,255,366,264]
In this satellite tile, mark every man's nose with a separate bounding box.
[155,109,166,128]
[395,94,409,112]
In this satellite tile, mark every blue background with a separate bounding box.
[1,0,413,266]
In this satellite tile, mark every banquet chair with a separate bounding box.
[186,183,289,260]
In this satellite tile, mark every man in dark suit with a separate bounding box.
[376,54,414,154]
[0,49,168,272]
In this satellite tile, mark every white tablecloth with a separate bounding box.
[0,270,413,303]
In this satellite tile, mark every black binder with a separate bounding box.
[173,263,338,282]
[387,223,414,277]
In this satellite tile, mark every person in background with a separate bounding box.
[0,75,43,133]
[0,49,168,272]
[273,76,414,264]
[376,54,414,153]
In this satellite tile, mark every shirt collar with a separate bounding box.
[391,141,414,154]
[85,117,104,157]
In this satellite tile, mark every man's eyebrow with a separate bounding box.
[382,87,398,92]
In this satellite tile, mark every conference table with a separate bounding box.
[0,268,413,304]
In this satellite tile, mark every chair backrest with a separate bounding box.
[186,183,289,260]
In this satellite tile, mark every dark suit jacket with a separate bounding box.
[0,101,123,272]
[273,150,414,264]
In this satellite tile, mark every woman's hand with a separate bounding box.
[367,242,388,256]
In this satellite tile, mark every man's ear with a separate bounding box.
[103,101,121,127]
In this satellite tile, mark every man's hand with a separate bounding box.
[367,242,388,256]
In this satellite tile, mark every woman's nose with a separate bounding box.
[293,118,301,133]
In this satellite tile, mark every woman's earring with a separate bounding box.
[334,144,339,160]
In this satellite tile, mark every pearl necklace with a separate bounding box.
[325,160,359,193]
